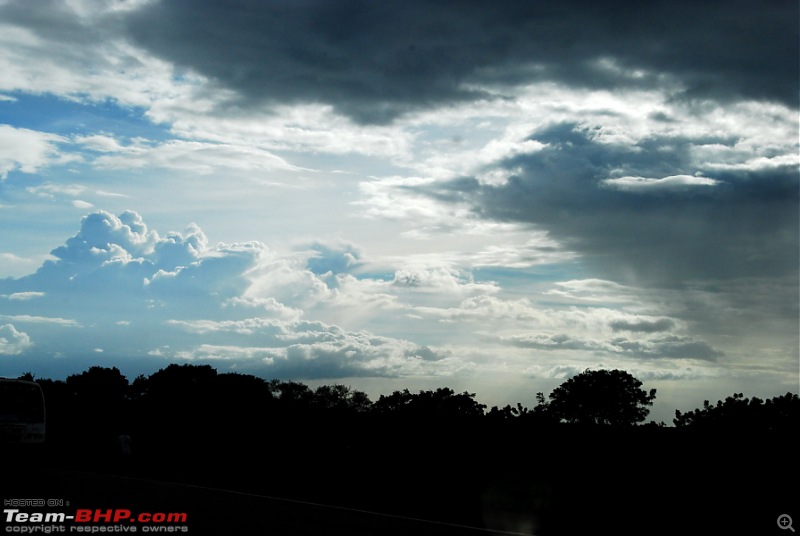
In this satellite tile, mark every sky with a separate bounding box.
[0,0,797,423]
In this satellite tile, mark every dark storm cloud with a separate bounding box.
[119,0,798,123]
[0,0,102,44]
[610,318,675,333]
[506,332,721,361]
[419,122,799,287]
[0,1,129,66]
[609,336,722,361]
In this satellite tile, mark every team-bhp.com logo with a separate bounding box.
[4,508,189,532]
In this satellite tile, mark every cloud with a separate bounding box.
[0,324,32,355]
[26,183,128,205]
[0,125,71,178]
[610,318,675,333]
[169,320,453,379]
[0,0,198,111]
[602,174,720,191]
[74,134,127,153]
[119,0,798,124]
[168,318,287,336]
[544,279,638,304]
[6,292,46,301]
[504,332,721,361]
[27,183,88,199]
[0,315,80,327]
[37,210,242,291]
[0,253,44,278]
[391,266,495,295]
[144,241,266,305]
[0,211,267,328]
[49,210,158,266]
[0,0,794,417]
[0,211,469,379]
[305,242,363,276]
[609,336,723,361]
[507,333,602,352]
[93,139,301,175]
[416,121,799,287]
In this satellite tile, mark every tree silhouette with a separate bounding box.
[673,391,799,432]
[12,362,800,534]
[63,366,131,455]
[66,366,129,404]
[546,369,656,426]
[269,379,315,410]
[144,363,218,400]
[373,387,486,420]
[312,384,372,414]
[486,402,529,420]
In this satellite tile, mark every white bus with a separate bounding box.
[0,379,46,444]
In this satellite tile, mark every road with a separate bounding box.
[3,466,533,536]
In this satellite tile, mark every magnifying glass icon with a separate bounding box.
[778,514,795,532]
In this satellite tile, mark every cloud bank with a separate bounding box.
[0,211,735,384]
[0,1,796,421]
[119,0,798,123]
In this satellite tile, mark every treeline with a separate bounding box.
[14,364,800,535]
[23,364,797,434]
[673,391,798,430]
[22,362,799,482]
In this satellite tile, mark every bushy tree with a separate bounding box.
[486,402,529,420]
[64,366,131,450]
[373,387,486,419]
[312,384,372,414]
[66,366,129,404]
[673,392,798,431]
[546,369,656,426]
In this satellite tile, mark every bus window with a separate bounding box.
[0,379,46,444]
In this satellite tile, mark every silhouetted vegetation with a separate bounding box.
[673,391,799,431]
[542,368,657,426]
[373,387,486,419]
[13,365,798,535]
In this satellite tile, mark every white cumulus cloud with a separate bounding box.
[0,324,32,355]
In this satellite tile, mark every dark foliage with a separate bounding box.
[372,387,486,420]
[673,391,799,432]
[544,368,656,426]
[12,366,798,535]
